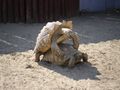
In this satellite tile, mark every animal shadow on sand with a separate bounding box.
[38,61,101,81]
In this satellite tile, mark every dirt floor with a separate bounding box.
[0,39,120,90]
[0,13,120,54]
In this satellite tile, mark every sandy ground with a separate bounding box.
[0,39,120,90]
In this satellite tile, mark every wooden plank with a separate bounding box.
[59,0,63,18]
[74,0,79,15]
[41,0,44,22]
[7,0,11,22]
[57,0,61,19]
[32,0,38,22]
[26,0,32,23]
[0,0,79,23]
[38,0,44,22]
[0,0,2,22]
[48,0,54,20]
[54,0,58,20]
[68,0,72,17]
[2,0,7,23]
[71,0,74,16]
[47,0,50,20]
[7,0,14,22]
[53,0,61,20]
[61,0,65,17]
[19,0,25,22]
[65,0,71,17]
[45,0,49,21]
[52,0,55,20]
[14,0,20,22]
[64,0,68,17]
[42,0,47,21]
[44,0,48,21]
[65,0,69,17]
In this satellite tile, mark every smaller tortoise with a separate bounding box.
[42,43,88,68]
[34,20,80,62]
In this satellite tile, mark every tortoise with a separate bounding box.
[41,31,88,67]
[34,20,80,62]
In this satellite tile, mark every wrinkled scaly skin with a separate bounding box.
[34,21,80,62]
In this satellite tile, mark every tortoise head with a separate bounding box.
[62,20,73,29]
[74,51,88,63]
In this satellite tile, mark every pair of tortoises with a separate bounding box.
[34,20,88,67]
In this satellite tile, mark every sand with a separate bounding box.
[0,39,120,90]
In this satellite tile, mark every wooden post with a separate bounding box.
[2,0,7,23]
[0,0,79,23]
[48,0,54,21]
[19,0,25,22]
[14,0,20,23]
[0,0,2,22]
[38,0,44,22]
[32,0,38,22]
[7,0,14,22]
[26,0,32,23]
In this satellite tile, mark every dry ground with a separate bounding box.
[0,39,120,90]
